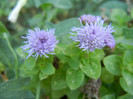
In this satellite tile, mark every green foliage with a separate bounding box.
[116,27,133,46]
[122,27,133,40]
[117,94,133,99]
[91,49,105,61]
[52,88,69,99]
[1,0,133,98]
[34,0,72,9]
[39,62,55,80]
[101,94,115,99]
[110,9,130,25]
[24,57,36,70]
[100,1,128,16]
[0,36,16,68]
[103,55,122,75]
[120,70,133,95]
[0,78,34,99]
[54,18,81,44]
[66,68,84,90]
[101,68,114,84]
[55,43,68,63]
[28,14,44,27]
[100,1,128,10]
[51,68,67,90]
[66,45,81,70]
[0,0,15,16]
[0,22,14,67]
[0,21,8,38]
[80,56,101,79]
[67,89,80,99]
[67,56,80,70]
[123,50,133,73]
[131,8,133,19]
[0,62,5,72]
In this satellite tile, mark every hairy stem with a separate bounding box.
[5,34,18,78]
[36,81,41,99]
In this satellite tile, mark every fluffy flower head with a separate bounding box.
[70,15,115,52]
[22,28,58,59]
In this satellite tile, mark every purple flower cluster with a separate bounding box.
[70,14,115,52]
[22,28,58,59]
[22,14,115,59]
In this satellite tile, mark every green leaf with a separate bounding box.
[123,50,133,73]
[45,8,58,22]
[120,70,133,95]
[35,0,72,9]
[37,55,54,63]
[67,56,80,70]
[55,43,68,63]
[0,38,15,67]
[55,18,80,36]
[89,49,105,61]
[0,78,34,99]
[116,27,133,46]
[66,68,84,90]
[101,68,114,84]
[122,27,133,39]
[52,88,69,99]
[131,8,133,18]
[100,1,128,16]
[53,0,72,9]
[103,55,122,75]
[116,38,133,46]
[23,57,36,70]
[67,89,80,99]
[54,18,81,44]
[0,22,15,68]
[101,94,115,99]
[118,94,133,99]
[100,1,128,10]
[120,77,133,95]
[41,77,52,94]
[51,69,67,90]
[110,9,130,25]
[66,44,81,70]
[65,44,82,56]
[45,22,55,29]
[99,86,110,97]
[80,56,101,79]
[39,62,55,80]
[20,65,39,78]
[0,21,8,38]
[28,14,43,27]
[16,47,26,58]
[34,0,42,7]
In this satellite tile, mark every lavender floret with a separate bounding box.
[21,27,58,59]
[70,15,115,52]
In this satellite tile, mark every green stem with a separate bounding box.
[5,34,18,78]
[36,81,41,99]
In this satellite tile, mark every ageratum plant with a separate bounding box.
[70,15,115,51]
[1,1,133,98]
[66,15,115,98]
